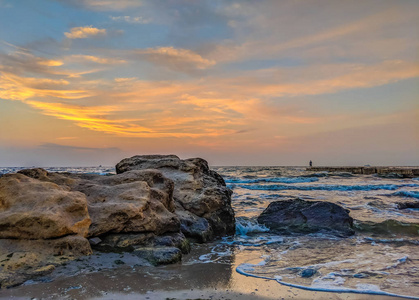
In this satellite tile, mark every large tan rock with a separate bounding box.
[0,173,91,239]
[19,169,180,237]
[116,155,235,238]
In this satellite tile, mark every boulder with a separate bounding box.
[91,231,190,254]
[0,235,92,288]
[175,208,213,242]
[0,173,91,239]
[257,198,354,236]
[0,155,235,288]
[133,247,182,266]
[18,169,180,237]
[115,155,235,238]
[396,202,419,209]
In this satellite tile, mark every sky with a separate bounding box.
[0,0,418,167]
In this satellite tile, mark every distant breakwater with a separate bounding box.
[307,166,419,178]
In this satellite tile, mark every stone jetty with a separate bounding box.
[307,166,419,178]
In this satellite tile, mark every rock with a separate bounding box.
[92,232,190,254]
[92,233,155,252]
[0,173,91,239]
[88,237,102,246]
[397,202,419,209]
[300,268,317,278]
[18,169,180,237]
[115,155,235,238]
[0,235,92,288]
[0,155,236,287]
[133,247,182,265]
[153,232,191,254]
[176,209,213,242]
[257,198,354,236]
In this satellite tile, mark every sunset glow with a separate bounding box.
[0,0,418,166]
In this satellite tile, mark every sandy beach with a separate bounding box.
[0,243,406,300]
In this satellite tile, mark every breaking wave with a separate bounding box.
[384,191,419,199]
[238,183,419,191]
[225,177,319,184]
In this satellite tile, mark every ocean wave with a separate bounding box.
[238,183,419,191]
[236,261,419,299]
[354,219,419,236]
[384,191,419,199]
[235,218,270,235]
[225,177,319,184]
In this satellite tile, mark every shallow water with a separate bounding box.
[215,166,419,299]
[1,166,418,298]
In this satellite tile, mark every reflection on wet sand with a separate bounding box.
[0,242,404,300]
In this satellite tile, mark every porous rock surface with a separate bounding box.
[257,198,354,236]
[116,155,235,240]
[0,155,234,288]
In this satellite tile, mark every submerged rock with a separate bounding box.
[396,202,419,209]
[257,198,354,236]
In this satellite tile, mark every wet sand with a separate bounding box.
[0,243,406,300]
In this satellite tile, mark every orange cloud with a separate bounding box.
[64,26,107,39]
[25,101,235,138]
[135,47,215,72]
[69,55,126,64]
[0,72,90,101]
[37,59,64,67]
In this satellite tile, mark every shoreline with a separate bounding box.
[0,243,410,300]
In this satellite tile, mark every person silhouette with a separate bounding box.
[309,160,312,167]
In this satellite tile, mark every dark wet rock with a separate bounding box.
[88,237,102,246]
[396,202,419,209]
[133,247,182,265]
[0,235,92,288]
[93,232,190,254]
[92,233,155,252]
[353,273,369,278]
[115,155,235,238]
[367,200,389,209]
[377,172,404,179]
[257,198,354,236]
[153,232,191,254]
[175,209,213,243]
[354,219,419,236]
[113,259,125,265]
[300,268,317,278]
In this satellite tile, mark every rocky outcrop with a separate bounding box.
[0,235,92,288]
[0,173,91,239]
[116,155,235,240]
[16,168,179,237]
[0,155,235,288]
[257,198,354,237]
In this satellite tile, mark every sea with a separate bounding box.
[1,165,418,299]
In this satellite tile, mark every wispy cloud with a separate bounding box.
[110,15,151,24]
[57,0,143,11]
[64,26,107,39]
[134,46,215,73]
[68,54,126,64]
